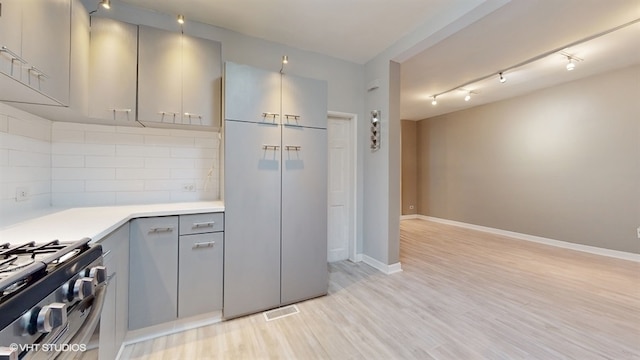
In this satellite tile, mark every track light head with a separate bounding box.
[99,0,111,9]
[177,14,185,24]
[566,57,575,71]
[499,72,506,83]
[464,92,471,102]
[431,96,437,106]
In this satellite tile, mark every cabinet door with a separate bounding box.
[129,216,179,330]
[89,17,137,121]
[98,249,119,359]
[223,120,281,318]
[182,34,221,127]
[281,126,328,304]
[137,25,182,124]
[0,0,24,78]
[282,74,328,129]
[97,222,129,359]
[178,232,223,318]
[224,62,280,124]
[21,0,71,104]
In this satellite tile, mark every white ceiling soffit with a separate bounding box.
[401,0,640,120]
[119,0,483,64]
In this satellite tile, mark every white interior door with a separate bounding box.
[328,116,353,262]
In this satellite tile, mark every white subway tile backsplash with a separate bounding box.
[116,168,169,180]
[85,131,143,145]
[7,115,51,142]
[85,156,143,169]
[53,168,116,180]
[144,157,195,169]
[0,149,8,167]
[52,155,85,168]
[144,134,195,147]
[116,145,171,158]
[1,106,221,213]
[85,180,144,192]
[115,191,171,204]
[51,128,85,143]
[52,180,85,193]
[8,150,51,168]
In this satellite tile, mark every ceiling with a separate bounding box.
[119,0,640,121]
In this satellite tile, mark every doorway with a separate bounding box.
[327,112,357,262]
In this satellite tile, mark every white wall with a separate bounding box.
[417,65,640,253]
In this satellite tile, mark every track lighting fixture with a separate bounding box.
[499,72,506,83]
[280,55,288,73]
[431,96,437,106]
[177,14,185,24]
[566,57,576,71]
[99,0,111,9]
[464,92,471,102]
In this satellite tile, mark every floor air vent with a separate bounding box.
[263,305,300,321]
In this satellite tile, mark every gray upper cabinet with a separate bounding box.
[0,0,71,105]
[282,74,328,129]
[138,25,221,128]
[88,17,137,122]
[224,62,280,124]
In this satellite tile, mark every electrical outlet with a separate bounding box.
[16,187,29,202]
[409,205,415,210]
[182,183,196,192]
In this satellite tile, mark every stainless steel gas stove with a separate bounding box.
[0,239,105,360]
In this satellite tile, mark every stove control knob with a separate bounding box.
[73,277,95,300]
[88,266,107,285]
[0,346,18,360]
[37,303,67,334]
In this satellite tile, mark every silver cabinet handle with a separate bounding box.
[184,112,202,118]
[149,227,174,233]
[261,112,279,118]
[110,108,132,113]
[28,66,48,79]
[193,221,215,228]
[192,241,215,249]
[284,114,300,120]
[0,46,27,64]
[102,250,112,258]
[285,145,302,151]
[262,145,280,150]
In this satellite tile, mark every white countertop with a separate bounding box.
[0,201,224,246]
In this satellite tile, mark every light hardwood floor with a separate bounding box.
[120,219,640,359]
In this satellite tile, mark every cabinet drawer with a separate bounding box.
[179,213,224,235]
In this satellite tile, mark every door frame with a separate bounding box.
[327,111,358,262]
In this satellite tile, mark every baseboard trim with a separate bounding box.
[417,215,640,263]
[400,214,419,220]
[362,255,403,274]
[123,311,222,348]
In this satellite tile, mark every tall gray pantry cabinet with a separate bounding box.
[224,62,328,319]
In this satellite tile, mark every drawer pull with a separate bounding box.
[149,227,174,233]
[193,241,215,249]
[193,222,215,228]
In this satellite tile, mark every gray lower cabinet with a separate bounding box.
[97,222,130,360]
[128,216,179,330]
[178,232,223,318]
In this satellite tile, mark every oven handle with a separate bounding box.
[62,283,108,360]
